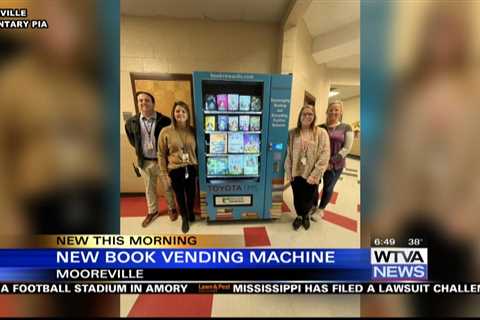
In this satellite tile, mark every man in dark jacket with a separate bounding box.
[125,91,177,227]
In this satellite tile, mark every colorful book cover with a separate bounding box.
[228,116,239,131]
[228,132,244,153]
[228,155,244,175]
[207,157,228,176]
[205,116,216,131]
[227,94,239,111]
[243,155,259,175]
[209,133,227,154]
[217,115,228,131]
[239,95,251,111]
[244,134,260,153]
[239,115,250,131]
[205,94,217,111]
[251,96,262,111]
[249,116,261,131]
[216,94,228,111]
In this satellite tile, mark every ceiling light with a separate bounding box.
[329,90,339,98]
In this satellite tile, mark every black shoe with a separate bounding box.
[141,211,159,228]
[303,216,310,230]
[182,219,189,233]
[189,214,195,222]
[168,208,179,221]
[292,217,302,230]
[308,207,317,222]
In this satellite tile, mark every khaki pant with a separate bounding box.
[140,160,175,214]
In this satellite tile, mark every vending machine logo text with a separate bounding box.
[208,184,242,193]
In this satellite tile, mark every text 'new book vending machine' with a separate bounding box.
[193,72,292,221]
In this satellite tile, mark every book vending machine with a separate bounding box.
[193,72,292,221]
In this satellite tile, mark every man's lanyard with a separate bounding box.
[142,117,155,142]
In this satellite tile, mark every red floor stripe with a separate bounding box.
[243,227,271,247]
[120,197,168,217]
[121,196,200,218]
[323,210,357,232]
[318,191,338,204]
[128,294,213,318]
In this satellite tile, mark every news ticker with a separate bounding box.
[0,235,429,283]
[0,282,479,295]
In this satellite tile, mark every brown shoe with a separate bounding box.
[169,208,179,221]
[142,211,159,228]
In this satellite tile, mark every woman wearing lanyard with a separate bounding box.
[312,100,353,221]
[158,101,198,233]
[285,105,330,230]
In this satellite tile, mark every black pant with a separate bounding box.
[291,176,318,217]
[315,168,343,209]
[169,165,197,221]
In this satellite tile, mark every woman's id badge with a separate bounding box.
[184,166,189,179]
[146,141,154,151]
[300,157,307,165]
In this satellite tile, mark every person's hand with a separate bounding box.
[306,176,316,185]
[331,154,343,162]
[163,176,172,188]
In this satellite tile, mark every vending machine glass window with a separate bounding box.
[202,80,263,183]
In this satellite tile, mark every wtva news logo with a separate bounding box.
[371,248,428,281]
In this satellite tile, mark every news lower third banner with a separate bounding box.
[0,235,430,286]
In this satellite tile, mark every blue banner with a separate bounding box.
[0,249,370,269]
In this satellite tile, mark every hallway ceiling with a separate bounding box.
[303,0,360,36]
[329,85,359,102]
[121,0,360,70]
[121,0,290,23]
[303,0,360,69]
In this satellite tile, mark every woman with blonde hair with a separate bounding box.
[158,101,198,233]
[285,105,330,230]
[312,100,353,221]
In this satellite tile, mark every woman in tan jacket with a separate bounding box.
[285,105,330,230]
[158,101,198,233]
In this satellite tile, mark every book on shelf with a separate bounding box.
[239,115,250,131]
[217,115,228,131]
[228,132,244,153]
[209,132,227,154]
[205,115,216,131]
[244,134,260,153]
[216,94,228,111]
[249,116,261,131]
[243,155,259,175]
[207,156,228,176]
[227,94,239,111]
[271,203,283,210]
[239,95,251,111]
[228,155,244,175]
[250,96,262,111]
[205,94,217,111]
[228,116,239,131]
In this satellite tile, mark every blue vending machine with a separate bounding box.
[193,72,292,221]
